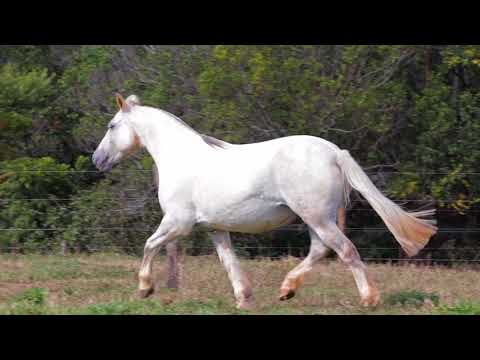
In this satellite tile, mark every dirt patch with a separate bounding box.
[0,282,32,301]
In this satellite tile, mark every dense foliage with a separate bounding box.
[0,45,479,261]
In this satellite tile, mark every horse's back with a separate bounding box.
[233,135,341,175]
[205,135,341,189]
[193,135,344,231]
[216,135,339,164]
[229,135,339,152]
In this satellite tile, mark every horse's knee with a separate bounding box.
[338,241,361,266]
[145,216,194,249]
[144,227,187,251]
[310,246,330,262]
[315,225,362,267]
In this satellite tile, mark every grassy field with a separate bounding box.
[1,253,480,315]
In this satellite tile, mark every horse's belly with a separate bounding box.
[198,200,297,234]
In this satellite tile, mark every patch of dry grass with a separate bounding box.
[0,253,479,314]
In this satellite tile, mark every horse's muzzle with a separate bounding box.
[92,150,113,172]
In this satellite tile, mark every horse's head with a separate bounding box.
[92,93,143,172]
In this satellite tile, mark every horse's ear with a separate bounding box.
[126,95,141,107]
[116,93,130,112]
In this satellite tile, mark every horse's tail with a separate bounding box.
[335,149,438,257]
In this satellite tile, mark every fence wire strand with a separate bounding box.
[3,169,480,175]
[1,168,479,265]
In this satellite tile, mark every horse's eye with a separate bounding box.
[108,123,115,130]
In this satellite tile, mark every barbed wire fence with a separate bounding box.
[1,168,479,267]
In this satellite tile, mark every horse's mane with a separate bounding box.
[200,134,233,149]
[159,109,232,150]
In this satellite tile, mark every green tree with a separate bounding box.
[0,157,74,251]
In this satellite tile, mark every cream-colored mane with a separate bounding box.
[158,109,232,150]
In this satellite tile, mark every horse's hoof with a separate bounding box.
[236,299,255,311]
[360,291,381,308]
[279,288,296,301]
[138,288,154,299]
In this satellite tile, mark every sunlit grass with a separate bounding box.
[1,253,479,315]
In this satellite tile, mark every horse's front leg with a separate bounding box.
[138,215,192,298]
[210,231,253,310]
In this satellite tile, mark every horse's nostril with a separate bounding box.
[92,151,105,169]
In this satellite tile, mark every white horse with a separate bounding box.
[93,94,437,309]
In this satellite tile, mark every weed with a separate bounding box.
[385,290,440,307]
[13,287,48,306]
[438,302,480,315]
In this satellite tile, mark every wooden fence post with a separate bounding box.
[11,240,18,254]
[60,240,68,256]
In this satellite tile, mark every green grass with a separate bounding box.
[0,254,133,282]
[0,298,243,315]
[2,287,50,315]
[28,257,131,281]
[1,253,480,315]
[437,302,480,315]
[385,290,440,307]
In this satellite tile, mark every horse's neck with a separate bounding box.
[132,107,208,175]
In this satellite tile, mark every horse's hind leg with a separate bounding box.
[210,231,253,310]
[308,221,380,307]
[166,241,179,289]
[279,227,330,301]
[279,206,346,301]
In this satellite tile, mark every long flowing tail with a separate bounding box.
[336,150,438,257]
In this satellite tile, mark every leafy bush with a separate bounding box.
[2,45,480,257]
[0,157,75,250]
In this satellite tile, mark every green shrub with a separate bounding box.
[385,290,440,307]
